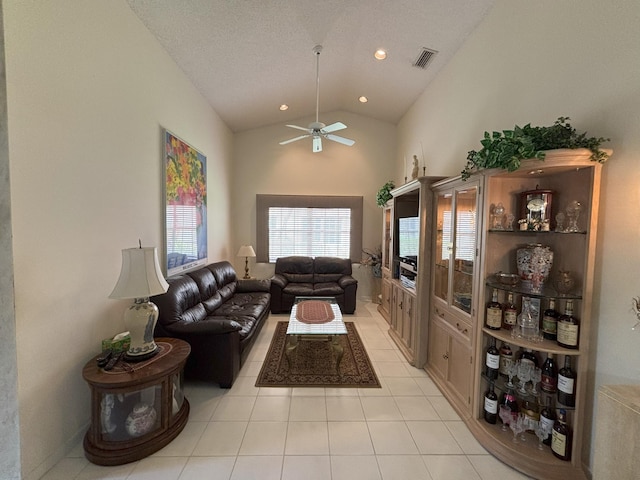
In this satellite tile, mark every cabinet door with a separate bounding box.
[434,191,452,304]
[381,277,391,320]
[428,320,449,381]
[452,186,478,315]
[391,285,400,331]
[402,291,415,347]
[447,334,472,407]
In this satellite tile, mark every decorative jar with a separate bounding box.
[516,244,554,293]
[125,403,157,437]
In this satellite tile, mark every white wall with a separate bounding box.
[3,1,233,477]
[231,111,396,298]
[397,0,640,472]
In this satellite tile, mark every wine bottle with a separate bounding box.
[485,337,500,380]
[500,385,519,421]
[552,408,572,461]
[541,353,558,394]
[539,395,556,446]
[557,356,576,407]
[521,397,540,432]
[557,299,580,349]
[520,348,538,368]
[542,298,559,341]
[485,289,502,330]
[483,381,498,424]
[502,292,517,330]
[499,342,513,377]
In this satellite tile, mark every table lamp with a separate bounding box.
[109,244,169,361]
[237,245,256,279]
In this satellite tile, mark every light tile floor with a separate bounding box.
[42,301,533,480]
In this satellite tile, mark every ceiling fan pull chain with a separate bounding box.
[315,44,321,124]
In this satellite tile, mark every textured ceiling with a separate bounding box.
[127,0,495,133]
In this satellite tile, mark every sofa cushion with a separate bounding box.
[313,282,344,296]
[208,261,238,302]
[314,257,352,283]
[275,256,314,283]
[187,268,224,313]
[213,292,270,338]
[152,276,207,328]
[283,283,314,296]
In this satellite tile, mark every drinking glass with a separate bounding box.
[509,414,526,444]
[499,405,512,432]
[535,422,549,450]
[517,361,531,395]
[506,361,519,388]
[530,367,542,396]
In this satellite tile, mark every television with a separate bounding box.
[397,216,419,266]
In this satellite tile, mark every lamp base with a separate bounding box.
[124,348,158,363]
[123,298,160,362]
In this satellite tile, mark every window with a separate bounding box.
[256,195,363,263]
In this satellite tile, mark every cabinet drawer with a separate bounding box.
[433,304,471,342]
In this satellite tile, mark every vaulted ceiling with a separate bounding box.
[127,0,495,133]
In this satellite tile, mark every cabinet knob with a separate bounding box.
[456,322,468,334]
[443,353,449,360]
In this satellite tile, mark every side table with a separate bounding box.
[82,337,190,465]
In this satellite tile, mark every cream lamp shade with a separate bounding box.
[237,245,256,279]
[109,246,169,361]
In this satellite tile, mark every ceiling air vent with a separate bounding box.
[412,47,438,70]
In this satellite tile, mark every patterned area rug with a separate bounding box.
[255,322,381,388]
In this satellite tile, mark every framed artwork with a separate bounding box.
[163,129,207,276]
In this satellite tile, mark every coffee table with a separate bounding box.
[286,297,347,373]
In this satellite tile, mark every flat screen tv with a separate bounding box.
[398,216,419,265]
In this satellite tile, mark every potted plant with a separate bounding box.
[376,181,395,207]
[461,117,610,180]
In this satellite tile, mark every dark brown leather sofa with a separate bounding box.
[151,261,270,388]
[270,256,357,314]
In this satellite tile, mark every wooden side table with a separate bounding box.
[82,337,190,465]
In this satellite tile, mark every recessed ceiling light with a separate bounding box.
[374,49,387,60]
[358,96,368,103]
[279,104,289,111]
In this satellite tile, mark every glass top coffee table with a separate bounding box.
[286,297,347,373]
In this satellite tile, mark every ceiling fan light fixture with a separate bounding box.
[374,49,387,60]
[358,96,368,103]
[279,104,289,111]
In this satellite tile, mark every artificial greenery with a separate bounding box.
[376,181,395,207]
[461,117,610,180]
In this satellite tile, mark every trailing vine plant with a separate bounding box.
[461,117,610,180]
[376,181,395,207]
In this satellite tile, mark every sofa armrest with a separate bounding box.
[237,278,271,293]
[168,317,242,336]
[270,274,288,290]
[338,275,358,288]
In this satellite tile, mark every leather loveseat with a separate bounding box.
[151,261,270,388]
[270,256,357,314]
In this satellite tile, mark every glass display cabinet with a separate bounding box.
[82,337,190,465]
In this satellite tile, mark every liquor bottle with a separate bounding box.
[500,385,520,421]
[552,408,572,461]
[557,299,580,349]
[541,353,558,393]
[521,397,540,431]
[557,356,576,407]
[485,337,500,380]
[520,348,538,368]
[502,292,517,330]
[542,299,559,341]
[485,289,502,330]
[539,395,556,446]
[483,381,498,424]
[515,296,539,340]
[499,342,513,377]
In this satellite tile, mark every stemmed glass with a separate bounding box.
[535,422,550,450]
[506,361,519,388]
[530,367,542,396]
[509,413,526,444]
[499,405,512,432]
[566,200,583,232]
[517,361,531,395]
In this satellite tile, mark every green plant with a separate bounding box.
[376,181,395,207]
[461,117,610,180]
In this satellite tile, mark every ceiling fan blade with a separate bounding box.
[321,122,347,134]
[326,134,355,147]
[285,124,311,133]
[313,136,322,153]
[279,134,310,145]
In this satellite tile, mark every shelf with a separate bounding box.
[488,229,587,235]
[485,281,582,300]
[482,327,582,356]
[480,373,576,411]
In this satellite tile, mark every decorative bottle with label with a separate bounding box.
[557,356,576,407]
[500,385,520,422]
[552,408,572,461]
[539,395,556,446]
[514,296,539,340]
[485,337,500,380]
[499,343,513,378]
[502,292,517,330]
[557,300,579,349]
[486,289,502,330]
[541,353,558,394]
[542,298,559,341]
[483,381,498,424]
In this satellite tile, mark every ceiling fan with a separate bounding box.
[279,45,355,153]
